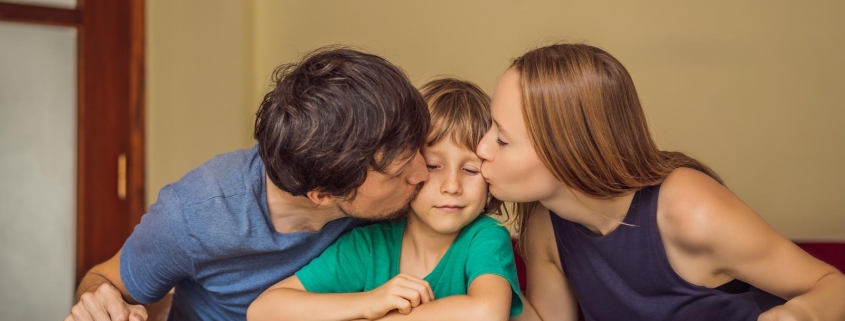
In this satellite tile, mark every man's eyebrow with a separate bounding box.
[391,165,407,177]
[390,153,417,177]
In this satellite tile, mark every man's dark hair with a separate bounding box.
[254,46,429,199]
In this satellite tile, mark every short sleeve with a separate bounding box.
[466,221,524,317]
[296,229,370,293]
[120,185,195,304]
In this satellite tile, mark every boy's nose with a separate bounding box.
[441,174,461,195]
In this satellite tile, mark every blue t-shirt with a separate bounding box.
[120,146,362,320]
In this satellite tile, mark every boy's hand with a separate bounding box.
[362,274,434,320]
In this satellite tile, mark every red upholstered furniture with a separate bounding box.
[795,242,845,272]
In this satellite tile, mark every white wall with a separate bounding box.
[0,21,77,321]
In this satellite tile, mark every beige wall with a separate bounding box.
[146,0,255,204]
[148,0,844,239]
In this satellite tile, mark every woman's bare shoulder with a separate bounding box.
[657,167,747,251]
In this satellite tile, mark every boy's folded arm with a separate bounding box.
[510,294,541,321]
[246,275,370,321]
[375,274,513,321]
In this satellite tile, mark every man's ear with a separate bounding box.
[305,190,337,207]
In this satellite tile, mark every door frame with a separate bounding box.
[0,0,146,282]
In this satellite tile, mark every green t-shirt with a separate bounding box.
[296,215,524,317]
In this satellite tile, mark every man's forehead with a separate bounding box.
[373,149,418,172]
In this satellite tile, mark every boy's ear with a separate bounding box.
[305,190,338,207]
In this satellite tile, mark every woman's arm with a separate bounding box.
[514,204,579,321]
[659,168,845,321]
[374,274,512,321]
[247,274,434,321]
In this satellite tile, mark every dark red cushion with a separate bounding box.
[795,242,845,272]
[512,240,527,292]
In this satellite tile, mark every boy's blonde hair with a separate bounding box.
[419,78,503,216]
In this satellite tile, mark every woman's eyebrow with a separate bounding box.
[493,119,506,134]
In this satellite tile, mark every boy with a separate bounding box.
[248,79,523,321]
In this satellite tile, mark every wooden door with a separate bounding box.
[0,1,145,317]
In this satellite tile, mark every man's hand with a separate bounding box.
[362,274,434,320]
[64,283,148,321]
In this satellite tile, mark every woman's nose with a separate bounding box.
[476,131,494,161]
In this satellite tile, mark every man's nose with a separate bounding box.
[406,151,429,185]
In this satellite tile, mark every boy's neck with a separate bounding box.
[399,215,460,279]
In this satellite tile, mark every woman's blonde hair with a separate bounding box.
[419,78,503,216]
[511,44,722,253]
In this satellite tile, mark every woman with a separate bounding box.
[476,43,845,321]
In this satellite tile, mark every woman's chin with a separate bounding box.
[488,185,514,202]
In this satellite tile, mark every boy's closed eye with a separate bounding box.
[426,163,481,175]
[463,167,480,175]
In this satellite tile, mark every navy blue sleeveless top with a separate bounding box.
[550,184,783,321]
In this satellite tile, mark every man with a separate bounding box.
[65,47,430,321]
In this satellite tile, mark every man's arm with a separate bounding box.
[143,292,172,321]
[68,185,192,321]
[66,250,148,321]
